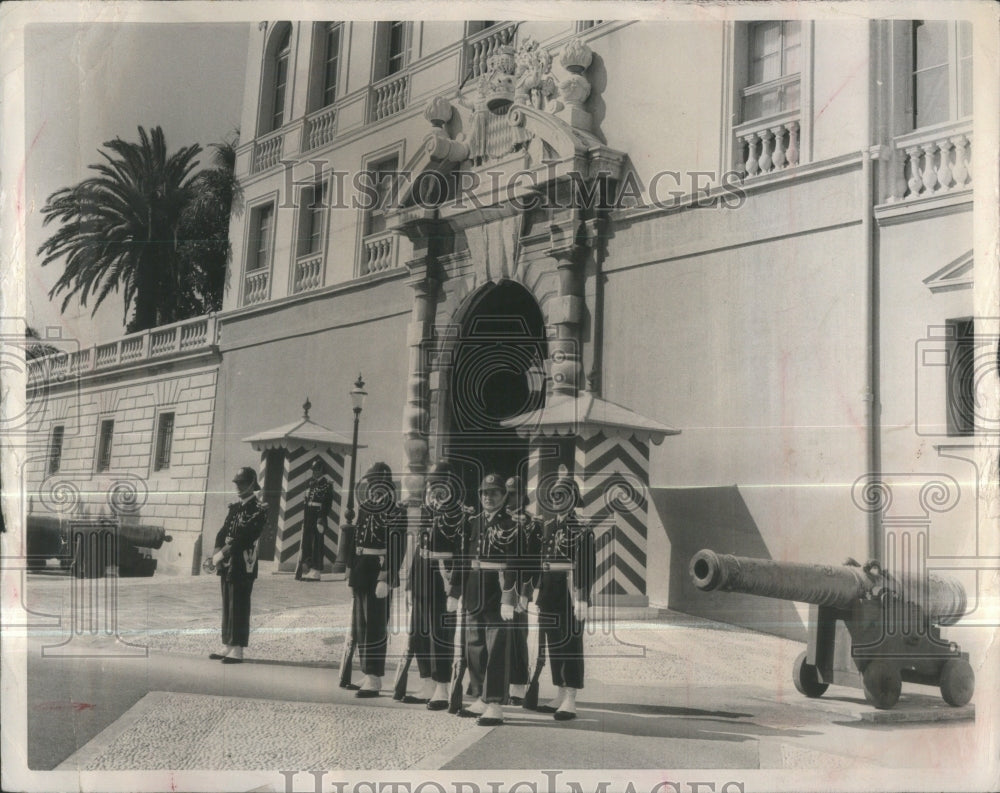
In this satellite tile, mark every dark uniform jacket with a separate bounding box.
[406,504,467,591]
[449,508,524,616]
[510,509,544,601]
[213,496,268,581]
[535,511,596,614]
[303,476,334,534]
[347,496,406,590]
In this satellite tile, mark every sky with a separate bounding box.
[23,22,251,342]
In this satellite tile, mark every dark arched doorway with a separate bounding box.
[443,280,547,502]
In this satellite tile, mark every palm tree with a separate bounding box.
[37,126,203,332]
[176,132,243,317]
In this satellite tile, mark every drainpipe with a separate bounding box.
[863,148,881,563]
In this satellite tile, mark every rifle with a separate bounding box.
[339,595,359,689]
[393,591,416,700]
[338,523,358,690]
[523,618,546,710]
[448,603,467,714]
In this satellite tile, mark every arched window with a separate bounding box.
[259,23,292,135]
[307,22,343,113]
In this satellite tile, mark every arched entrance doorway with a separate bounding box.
[442,280,547,502]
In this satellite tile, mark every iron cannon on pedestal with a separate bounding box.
[27,514,172,577]
[689,549,974,710]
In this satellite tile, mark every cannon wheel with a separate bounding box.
[862,660,902,709]
[793,651,828,698]
[939,658,974,707]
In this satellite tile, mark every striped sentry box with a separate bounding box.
[575,429,650,604]
[274,446,345,572]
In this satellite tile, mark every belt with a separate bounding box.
[477,560,506,570]
[544,561,573,572]
[358,547,386,557]
[419,548,453,559]
[307,501,323,508]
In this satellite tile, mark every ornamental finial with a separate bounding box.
[303,397,311,420]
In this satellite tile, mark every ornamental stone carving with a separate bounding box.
[514,37,560,112]
[559,37,593,74]
[424,95,453,127]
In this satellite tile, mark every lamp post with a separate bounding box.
[344,373,367,524]
[334,374,367,577]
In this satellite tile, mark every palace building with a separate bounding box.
[25,17,992,638]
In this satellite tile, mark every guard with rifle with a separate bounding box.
[344,462,406,698]
[533,470,595,720]
[446,472,526,727]
[505,475,542,706]
[397,462,470,709]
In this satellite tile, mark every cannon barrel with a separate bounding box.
[26,515,171,549]
[690,549,967,625]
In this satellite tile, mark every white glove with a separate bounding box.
[405,590,412,610]
[211,550,225,566]
[517,596,529,614]
[500,603,515,621]
[375,581,389,599]
[446,596,459,613]
[526,601,538,615]
[574,599,588,622]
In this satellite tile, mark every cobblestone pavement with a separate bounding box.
[61,692,485,771]
[18,571,988,775]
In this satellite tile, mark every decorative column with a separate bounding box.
[398,222,445,507]
[547,208,587,396]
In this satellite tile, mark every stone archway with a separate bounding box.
[435,279,548,501]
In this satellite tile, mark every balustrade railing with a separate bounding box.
[304,106,338,151]
[251,129,284,174]
[293,254,324,293]
[887,120,972,203]
[360,232,396,276]
[243,269,271,306]
[368,73,410,123]
[27,316,218,387]
[734,112,800,179]
[464,23,517,82]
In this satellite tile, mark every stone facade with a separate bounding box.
[24,317,221,575]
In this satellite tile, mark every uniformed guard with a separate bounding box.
[346,462,406,698]
[404,462,469,709]
[505,475,542,705]
[534,472,596,720]
[447,472,523,726]
[296,458,334,581]
[208,467,268,664]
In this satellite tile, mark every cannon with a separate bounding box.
[26,514,172,578]
[689,549,974,710]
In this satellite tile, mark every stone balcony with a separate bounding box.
[27,315,220,389]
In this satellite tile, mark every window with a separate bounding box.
[154,412,175,471]
[96,419,114,473]
[912,21,973,130]
[947,318,975,437]
[271,27,291,131]
[364,155,399,236]
[386,21,409,75]
[468,21,498,35]
[374,21,411,81]
[48,425,65,475]
[249,203,275,271]
[320,22,342,107]
[258,23,293,135]
[297,182,326,257]
[743,21,801,121]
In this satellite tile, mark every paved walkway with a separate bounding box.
[15,570,987,777]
